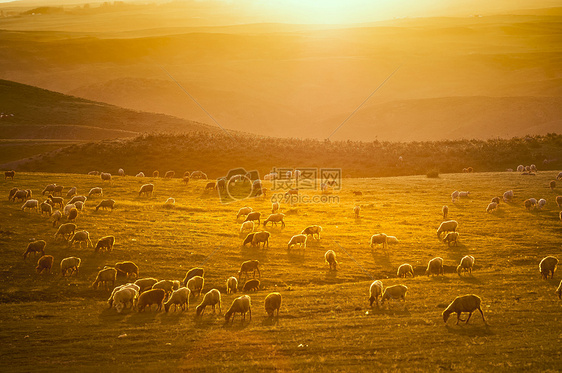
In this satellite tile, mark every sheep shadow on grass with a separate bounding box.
[445,323,493,337]
[261,316,280,327]
[222,319,252,330]
[458,275,483,285]
[371,251,391,268]
[368,305,411,317]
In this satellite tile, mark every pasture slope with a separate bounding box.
[0,171,561,372]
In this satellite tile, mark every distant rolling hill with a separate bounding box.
[0,79,220,140]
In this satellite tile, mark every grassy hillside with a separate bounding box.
[1,133,561,178]
[0,79,218,140]
[0,10,560,141]
[0,171,561,371]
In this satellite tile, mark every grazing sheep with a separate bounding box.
[153,170,160,177]
[118,168,125,176]
[252,231,270,248]
[263,213,285,228]
[187,276,204,297]
[451,191,459,203]
[443,232,460,247]
[243,232,256,246]
[224,295,251,322]
[264,292,282,317]
[138,184,154,197]
[272,202,280,213]
[397,264,414,278]
[191,171,208,180]
[114,261,139,280]
[107,283,140,308]
[529,197,538,206]
[63,204,76,216]
[242,279,260,292]
[181,267,204,287]
[69,230,92,248]
[539,256,558,279]
[457,255,475,276]
[53,185,64,196]
[459,191,470,198]
[137,289,166,312]
[288,234,307,251]
[54,223,76,241]
[244,212,261,225]
[369,280,383,307]
[165,287,191,312]
[164,197,175,206]
[47,195,64,209]
[556,196,562,208]
[325,250,337,270]
[516,165,524,172]
[503,190,514,203]
[87,187,103,198]
[442,294,486,325]
[95,199,115,211]
[40,201,53,216]
[195,289,222,316]
[226,277,238,294]
[101,172,112,182]
[302,225,322,240]
[134,278,159,293]
[113,287,138,313]
[354,205,360,218]
[550,180,556,190]
[524,199,534,210]
[530,164,537,172]
[165,170,175,178]
[152,280,181,297]
[11,189,28,202]
[60,257,81,276]
[21,199,39,213]
[370,233,388,250]
[36,255,54,274]
[437,220,458,240]
[486,202,498,213]
[42,184,56,196]
[67,195,87,205]
[556,280,561,299]
[92,268,117,290]
[8,187,18,200]
[51,210,62,227]
[240,221,254,235]
[426,257,444,276]
[95,236,115,253]
[491,196,500,205]
[4,170,15,179]
[23,240,46,259]
[67,208,78,222]
[380,284,408,306]
[237,207,253,220]
[136,172,145,177]
[238,260,260,283]
[537,198,546,210]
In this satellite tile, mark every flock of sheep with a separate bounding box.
[3,166,562,326]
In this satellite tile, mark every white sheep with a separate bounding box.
[118,168,125,176]
[264,292,282,317]
[152,280,180,297]
[63,203,76,216]
[69,230,93,248]
[537,198,546,210]
[426,257,444,276]
[164,287,190,312]
[92,267,117,290]
[108,283,140,308]
[369,280,383,307]
[503,190,514,203]
[516,165,524,172]
[443,232,459,247]
[21,199,39,213]
[556,196,562,208]
[380,284,408,306]
[442,205,448,219]
[397,264,414,278]
[451,191,459,203]
[486,202,498,213]
[134,278,158,293]
[252,231,270,248]
[74,201,84,211]
[113,287,138,313]
[263,213,285,228]
[236,207,253,220]
[272,202,280,213]
[459,191,470,198]
[187,275,204,297]
[457,255,474,276]
[138,183,154,197]
[288,234,307,251]
[226,276,238,294]
[60,257,81,276]
[195,289,222,316]
[136,172,145,177]
[164,197,175,206]
[66,187,77,198]
[87,187,103,198]
[51,210,62,227]
[539,256,558,279]
[240,221,254,235]
[54,222,76,241]
[386,236,399,244]
[325,250,337,270]
[67,195,87,205]
[442,294,486,325]
[437,220,458,240]
[100,172,112,182]
[302,225,322,240]
[224,295,251,322]
[370,233,388,250]
[238,260,260,283]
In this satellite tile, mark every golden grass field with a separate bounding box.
[1,171,561,372]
